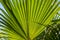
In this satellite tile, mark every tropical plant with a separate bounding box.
[34,13,60,40]
[0,0,60,40]
[35,20,60,40]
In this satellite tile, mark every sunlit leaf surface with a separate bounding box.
[0,0,60,40]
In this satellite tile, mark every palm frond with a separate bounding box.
[0,0,60,40]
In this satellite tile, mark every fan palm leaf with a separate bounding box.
[0,0,60,40]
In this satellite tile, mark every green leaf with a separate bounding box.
[0,0,60,40]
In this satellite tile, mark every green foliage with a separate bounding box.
[0,0,60,40]
[35,23,60,40]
